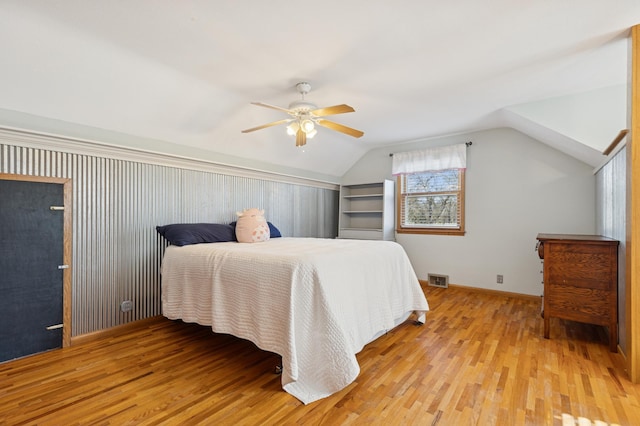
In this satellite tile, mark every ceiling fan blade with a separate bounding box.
[316,119,364,138]
[310,104,355,117]
[296,128,307,147]
[241,118,292,133]
[251,102,293,114]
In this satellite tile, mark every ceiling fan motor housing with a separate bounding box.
[288,100,317,113]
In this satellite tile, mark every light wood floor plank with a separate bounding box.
[2,286,640,425]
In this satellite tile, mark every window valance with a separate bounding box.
[391,143,467,175]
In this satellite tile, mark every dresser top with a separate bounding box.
[536,233,619,244]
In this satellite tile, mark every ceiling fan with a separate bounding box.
[241,82,364,147]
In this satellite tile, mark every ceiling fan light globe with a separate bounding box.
[286,122,299,136]
[306,128,317,139]
[301,119,315,133]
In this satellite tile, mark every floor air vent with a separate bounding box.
[428,273,449,288]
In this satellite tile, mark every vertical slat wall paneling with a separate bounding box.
[596,147,627,353]
[0,140,338,337]
[629,23,640,384]
[616,149,628,353]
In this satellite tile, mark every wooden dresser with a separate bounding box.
[536,233,619,352]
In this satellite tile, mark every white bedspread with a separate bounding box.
[161,237,429,404]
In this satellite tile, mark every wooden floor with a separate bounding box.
[2,286,640,425]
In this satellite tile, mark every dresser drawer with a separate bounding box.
[546,285,612,326]
[546,244,614,290]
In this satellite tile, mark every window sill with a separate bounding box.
[396,228,465,236]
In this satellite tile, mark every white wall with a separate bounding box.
[342,127,596,296]
[506,85,627,153]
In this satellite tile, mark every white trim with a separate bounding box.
[0,126,339,190]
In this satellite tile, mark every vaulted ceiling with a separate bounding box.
[1,1,639,181]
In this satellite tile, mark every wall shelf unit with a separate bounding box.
[338,180,395,240]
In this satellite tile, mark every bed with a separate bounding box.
[160,235,429,404]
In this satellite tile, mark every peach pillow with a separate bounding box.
[235,208,270,243]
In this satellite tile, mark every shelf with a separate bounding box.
[342,210,383,214]
[338,227,384,240]
[343,194,384,199]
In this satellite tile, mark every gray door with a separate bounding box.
[0,179,64,362]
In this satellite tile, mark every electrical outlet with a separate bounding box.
[120,300,133,312]
[497,275,504,284]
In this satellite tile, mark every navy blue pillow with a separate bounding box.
[267,222,282,238]
[229,221,282,238]
[156,223,237,246]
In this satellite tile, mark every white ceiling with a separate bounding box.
[1,1,639,180]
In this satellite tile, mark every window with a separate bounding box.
[391,143,467,236]
[396,169,465,235]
